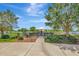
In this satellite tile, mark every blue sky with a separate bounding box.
[0,3,51,30]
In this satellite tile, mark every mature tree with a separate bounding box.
[0,9,18,37]
[30,27,36,32]
[18,28,28,32]
[45,3,79,36]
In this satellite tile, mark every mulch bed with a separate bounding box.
[16,36,38,42]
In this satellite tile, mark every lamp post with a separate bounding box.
[39,27,44,36]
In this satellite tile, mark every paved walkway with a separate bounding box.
[0,36,79,56]
[25,37,46,56]
[0,37,46,56]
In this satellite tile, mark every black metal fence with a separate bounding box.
[23,32,53,36]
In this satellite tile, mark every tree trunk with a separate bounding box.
[65,31,69,37]
[64,26,70,37]
[63,21,70,37]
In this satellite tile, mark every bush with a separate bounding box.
[1,35,10,39]
[45,35,77,44]
[10,36,17,39]
[17,37,23,40]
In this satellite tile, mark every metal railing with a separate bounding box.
[23,32,53,36]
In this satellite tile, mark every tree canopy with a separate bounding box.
[30,27,36,31]
[45,3,79,35]
[0,9,19,36]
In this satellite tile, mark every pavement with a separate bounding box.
[0,36,79,56]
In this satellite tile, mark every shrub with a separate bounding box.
[10,36,16,39]
[1,35,10,39]
[45,35,77,44]
[17,37,23,40]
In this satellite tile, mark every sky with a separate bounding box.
[0,3,51,30]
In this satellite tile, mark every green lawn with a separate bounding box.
[0,31,17,42]
[0,39,16,42]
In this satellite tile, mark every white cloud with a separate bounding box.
[28,18,48,23]
[26,3,46,16]
[3,3,46,17]
[16,15,22,19]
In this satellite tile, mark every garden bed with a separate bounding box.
[17,36,38,42]
[0,34,38,42]
[45,35,77,44]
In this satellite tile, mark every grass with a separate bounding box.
[0,31,17,42]
[0,39,16,42]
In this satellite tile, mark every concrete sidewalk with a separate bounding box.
[25,36,47,56]
[0,36,79,56]
[0,43,34,56]
[0,37,46,56]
